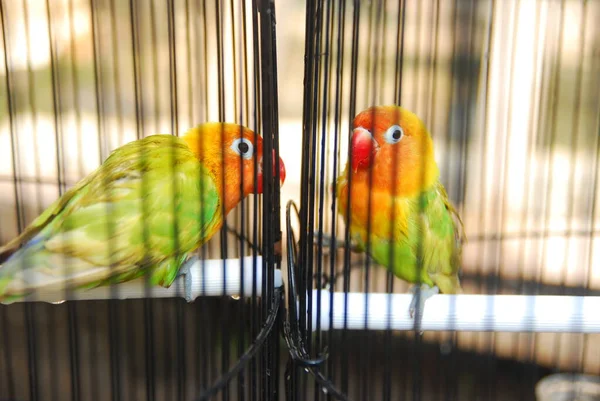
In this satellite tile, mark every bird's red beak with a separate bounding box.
[351,127,378,171]
[256,150,286,194]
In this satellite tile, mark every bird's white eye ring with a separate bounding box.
[231,138,254,159]
[383,125,404,144]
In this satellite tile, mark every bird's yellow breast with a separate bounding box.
[336,177,411,244]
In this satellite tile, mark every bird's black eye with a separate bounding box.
[383,124,404,144]
[231,138,254,159]
[238,141,249,154]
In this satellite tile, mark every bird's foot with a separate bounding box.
[408,284,439,328]
[176,256,197,303]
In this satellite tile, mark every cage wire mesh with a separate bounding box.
[0,0,284,400]
[284,0,600,400]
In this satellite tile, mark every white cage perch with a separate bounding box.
[309,290,600,333]
[5,256,282,304]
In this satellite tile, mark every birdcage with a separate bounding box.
[284,0,600,400]
[0,0,284,400]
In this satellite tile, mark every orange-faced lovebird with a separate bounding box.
[335,105,465,321]
[0,123,286,302]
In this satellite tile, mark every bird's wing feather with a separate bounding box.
[0,175,94,263]
[419,182,463,293]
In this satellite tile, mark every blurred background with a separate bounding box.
[1,0,600,400]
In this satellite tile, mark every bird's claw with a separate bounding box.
[408,284,439,327]
[310,231,362,255]
[176,256,197,303]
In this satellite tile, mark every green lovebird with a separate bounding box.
[334,105,465,318]
[0,123,286,302]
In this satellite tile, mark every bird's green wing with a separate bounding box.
[417,181,464,293]
[0,135,221,299]
[0,173,95,263]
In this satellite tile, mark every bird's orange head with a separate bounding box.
[348,105,439,197]
[182,122,286,213]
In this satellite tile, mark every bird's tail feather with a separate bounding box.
[0,233,124,303]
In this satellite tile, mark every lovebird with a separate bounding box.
[334,105,465,319]
[0,123,286,302]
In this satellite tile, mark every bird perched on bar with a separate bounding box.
[0,123,286,303]
[332,105,465,321]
